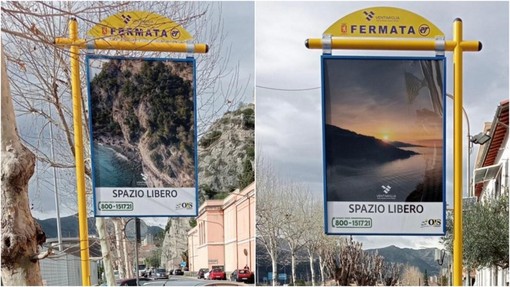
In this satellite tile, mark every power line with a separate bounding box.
[256,85,320,92]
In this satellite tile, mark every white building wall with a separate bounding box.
[474,127,509,286]
[475,267,508,287]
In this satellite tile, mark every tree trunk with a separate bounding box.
[318,254,325,286]
[121,218,133,278]
[308,252,316,286]
[1,49,45,286]
[291,249,297,285]
[113,219,126,279]
[96,217,116,286]
[270,247,278,286]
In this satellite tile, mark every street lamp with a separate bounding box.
[435,249,446,266]
[469,130,492,201]
[470,132,491,145]
[435,249,451,286]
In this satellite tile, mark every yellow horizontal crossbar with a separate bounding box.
[305,38,481,52]
[54,37,209,53]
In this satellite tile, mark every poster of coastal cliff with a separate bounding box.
[86,55,197,217]
[322,56,445,235]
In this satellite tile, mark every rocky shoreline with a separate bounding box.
[94,135,140,162]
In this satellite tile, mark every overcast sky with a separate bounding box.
[256,1,509,249]
[28,2,254,227]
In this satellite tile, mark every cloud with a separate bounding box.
[355,235,444,250]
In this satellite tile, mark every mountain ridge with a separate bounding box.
[325,124,418,167]
[35,214,164,239]
[366,245,444,276]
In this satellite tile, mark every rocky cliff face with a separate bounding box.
[160,103,255,267]
[90,59,195,188]
[197,103,255,199]
[160,218,190,269]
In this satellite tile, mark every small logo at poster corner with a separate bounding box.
[176,202,193,210]
[421,219,442,228]
[381,185,391,194]
[363,11,375,21]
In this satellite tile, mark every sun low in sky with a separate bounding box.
[380,132,391,142]
[324,58,444,146]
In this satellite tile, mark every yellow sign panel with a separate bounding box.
[324,7,444,39]
[87,11,192,42]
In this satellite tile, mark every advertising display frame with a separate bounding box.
[86,54,198,217]
[321,55,446,236]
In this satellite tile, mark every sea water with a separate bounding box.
[327,146,442,202]
[92,143,146,188]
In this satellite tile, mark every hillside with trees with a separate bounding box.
[90,59,195,187]
[160,103,254,268]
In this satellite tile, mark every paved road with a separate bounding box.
[142,276,248,286]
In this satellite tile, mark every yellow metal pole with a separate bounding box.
[305,37,481,52]
[453,18,463,286]
[53,17,210,287]
[305,15,482,287]
[54,38,209,53]
[69,18,91,286]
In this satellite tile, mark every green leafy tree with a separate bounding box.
[145,249,162,268]
[238,158,254,190]
[153,230,165,247]
[200,184,218,200]
[443,195,509,279]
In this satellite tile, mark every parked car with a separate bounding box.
[234,269,254,283]
[197,268,209,279]
[173,268,184,275]
[229,270,238,281]
[209,268,226,280]
[153,268,168,279]
[204,271,211,280]
[138,265,147,277]
[117,277,152,286]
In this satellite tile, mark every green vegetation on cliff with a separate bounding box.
[90,59,194,156]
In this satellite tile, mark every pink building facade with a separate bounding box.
[188,182,255,273]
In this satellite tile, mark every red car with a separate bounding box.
[209,268,226,280]
[235,269,254,283]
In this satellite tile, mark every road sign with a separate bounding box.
[125,218,147,241]
[323,6,444,39]
[87,11,192,42]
